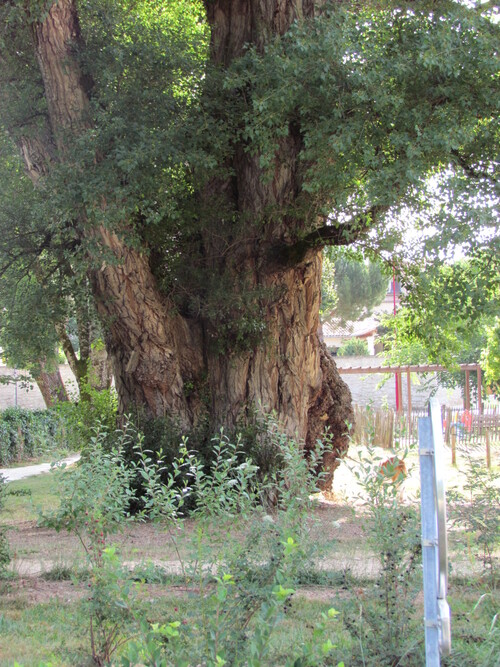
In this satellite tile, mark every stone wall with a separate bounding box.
[335,356,463,410]
[0,366,78,410]
[0,358,463,412]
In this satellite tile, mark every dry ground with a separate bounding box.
[4,440,499,605]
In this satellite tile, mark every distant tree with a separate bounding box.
[337,338,369,357]
[0,137,110,404]
[481,318,500,393]
[382,249,500,394]
[321,250,388,324]
[0,277,68,406]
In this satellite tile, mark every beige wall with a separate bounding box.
[0,366,78,410]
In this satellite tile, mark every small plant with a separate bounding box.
[442,590,500,667]
[41,564,87,581]
[189,429,260,517]
[447,444,500,588]
[345,445,422,665]
[0,475,10,575]
[87,546,137,666]
[0,475,31,578]
[40,422,137,665]
[285,607,345,667]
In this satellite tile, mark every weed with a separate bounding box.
[0,475,10,575]
[447,444,500,588]
[345,445,422,665]
[40,423,138,665]
[129,561,172,585]
[41,565,89,582]
[442,588,500,667]
[0,474,31,576]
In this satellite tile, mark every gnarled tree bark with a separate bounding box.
[200,0,353,477]
[15,0,353,483]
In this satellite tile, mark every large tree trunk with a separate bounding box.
[200,0,353,478]
[29,0,204,424]
[23,0,352,482]
[90,228,205,426]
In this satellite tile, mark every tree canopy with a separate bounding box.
[382,247,500,389]
[0,0,498,466]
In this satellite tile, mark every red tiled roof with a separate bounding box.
[322,315,379,338]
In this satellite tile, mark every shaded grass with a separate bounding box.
[3,472,63,525]
[0,595,90,667]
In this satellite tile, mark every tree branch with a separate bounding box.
[55,321,85,381]
[268,205,387,267]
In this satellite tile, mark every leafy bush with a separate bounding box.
[42,417,344,666]
[337,338,369,357]
[344,446,422,665]
[121,411,302,514]
[55,385,118,452]
[0,407,62,464]
[447,445,500,588]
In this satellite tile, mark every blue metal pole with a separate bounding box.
[419,415,440,666]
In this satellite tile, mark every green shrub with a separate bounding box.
[0,407,62,465]
[344,446,422,666]
[55,385,118,452]
[120,411,295,514]
[337,338,369,357]
[40,423,137,665]
[447,445,500,589]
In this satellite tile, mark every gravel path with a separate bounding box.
[0,454,81,482]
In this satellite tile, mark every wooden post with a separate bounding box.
[477,366,483,415]
[407,369,412,435]
[465,370,470,411]
[451,428,456,467]
[398,371,404,415]
[445,408,452,446]
[485,430,491,469]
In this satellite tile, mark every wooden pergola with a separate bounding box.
[338,363,483,429]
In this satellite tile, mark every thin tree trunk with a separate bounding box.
[35,361,69,407]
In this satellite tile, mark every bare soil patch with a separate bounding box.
[4,442,498,607]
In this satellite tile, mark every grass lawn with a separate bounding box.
[4,474,63,525]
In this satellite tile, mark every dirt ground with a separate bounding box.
[4,441,498,605]
[6,501,362,605]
